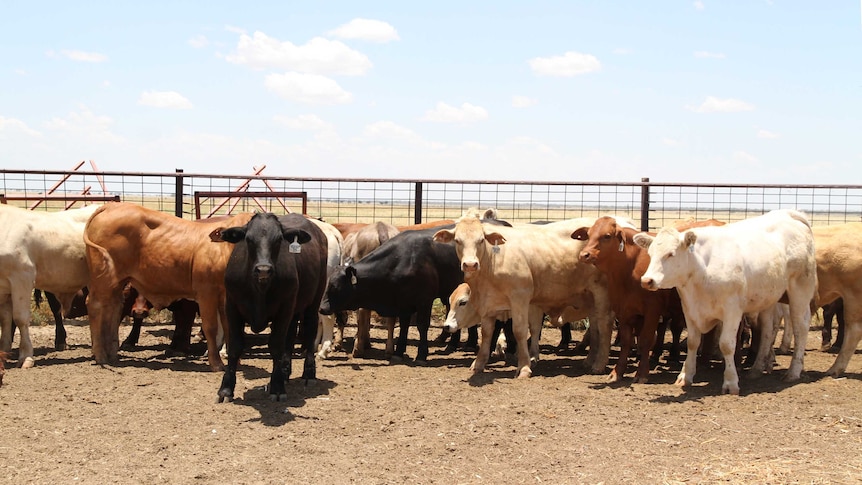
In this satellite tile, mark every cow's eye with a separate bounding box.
[457,299,468,307]
[602,234,612,241]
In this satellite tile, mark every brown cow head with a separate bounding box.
[573,216,626,266]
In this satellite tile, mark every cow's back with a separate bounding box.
[0,204,96,295]
[85,202,252,306]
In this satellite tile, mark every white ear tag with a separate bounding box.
[289,236,301,254]
[492,241,500,254]
[688,244,695,253]
[618,240,625,252]
[350,274,358,285]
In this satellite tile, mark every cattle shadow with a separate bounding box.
[224,377,337,427]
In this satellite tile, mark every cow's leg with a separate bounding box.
[778,313,793,355]
[464,325,479,352]
[676,325,703,389]
[557,322,572,350]
[650,316,668,369]
[443,328,461,354]
[87,286,124,365]
[0,297,12,353]
[217,305,245,403]
[821,306,834,352]
[383,316,396,357]
[45,292,67,351]
[719,312,744,395]
[748,310,777,377]
[315,312,335,359]
[585,288,612,374]
[168,300,196,355]
[834,304,846,352]
[528,307,545,364]
[610,318,634,383]
[470,317,496,374]
[197,297,225,371]
[301,307,319,380]
[510,305,533,379]
[268,316,291,402]
[10,285,35,368]
[414,308,431,363]
[120,315,144,350]
[784,297,811,382]
[635,312,661,383]
[334,311,347,351]
[353,308,371,358]
[391,314,411,361]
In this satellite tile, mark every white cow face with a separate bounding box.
[633,227,697,291]
[433,217,505,273]
[443,283,478,332]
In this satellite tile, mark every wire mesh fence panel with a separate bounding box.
[2,169,861,229]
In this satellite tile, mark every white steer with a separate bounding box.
[634,209,816,395]
[0,204,100,367]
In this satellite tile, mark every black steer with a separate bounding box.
[320,219,510,363]
[215,213,327,403]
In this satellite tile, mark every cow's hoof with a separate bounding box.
[674,375,688,387]
[721,384,740,396]
[217,389,234,403]
[776,347,792,356]
[20,357,35,369]
[634,376,649,384]
[606,370,620,383]
[413,359,428,366]
[270,393,288,402]
[782,371,802,383]
[517,368,532,379]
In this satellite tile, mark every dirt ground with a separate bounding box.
[1,316,862,485]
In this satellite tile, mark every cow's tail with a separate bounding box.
[82,205,118,284]
[787,209,813,230]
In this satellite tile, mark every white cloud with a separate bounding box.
[188,35,209,48]
[694,1,705,10]
[225,25,247,35]
[0,116,42,137]
[265,72,352,104]
[422,102,489,123]
[328,18,400,43]
[14,68,27,75]
[512,95,538,108]
[733,151,759,163]
[528,51,601,77]
[273,114,333,131]
[59,49,108,63]
[226,31,372,76]
[757,129,780,139]
[363,121,421,140]
[694,51,726,59]
[42,105,124,144]
[662,138,682,147]
[687,96,754,113]
[138,90,193,109]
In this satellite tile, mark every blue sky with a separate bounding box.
[1,1,859,184]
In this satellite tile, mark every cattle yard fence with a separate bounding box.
[2,169,861,231]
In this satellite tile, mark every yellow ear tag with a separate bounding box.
[289,236,301,254]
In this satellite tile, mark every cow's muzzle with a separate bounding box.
[461,261,480,273]
[640,277,658,291]
[254,264,274,284]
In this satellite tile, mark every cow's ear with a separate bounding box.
[346,266,358,285]
[571,227,589,241]
[683,231,697,249]
[633,233,653,249]
[433,229,455,243]
[283,228,312,244]
[215,227,246,243]
[484,231,506,246]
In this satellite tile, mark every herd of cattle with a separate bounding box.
[1,201,860,400]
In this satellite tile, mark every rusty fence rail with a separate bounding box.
[2,169,861,230]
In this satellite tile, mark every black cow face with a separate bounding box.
[319,265,358,315]
[221,213,312,287]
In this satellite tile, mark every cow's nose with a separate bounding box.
[462,261,479,272]
[641,277,655,290]
[579,251,592,263]
[254,264,273,281]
